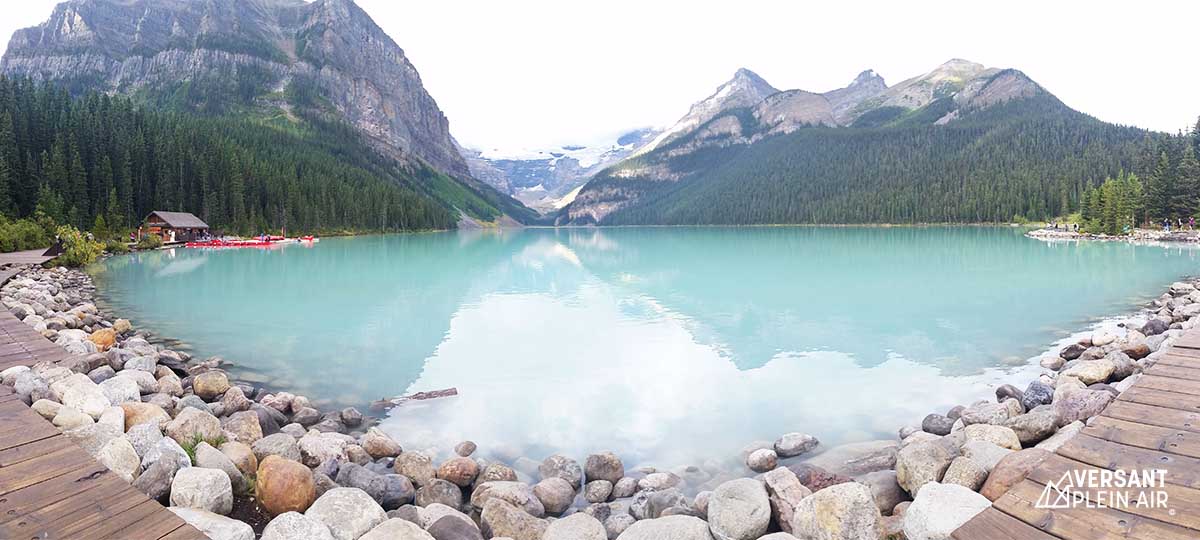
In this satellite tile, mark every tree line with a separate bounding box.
[0,76,459,245]
[1080,120,1200,234]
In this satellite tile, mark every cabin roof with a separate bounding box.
[145,211,209,229]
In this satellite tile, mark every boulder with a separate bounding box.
[99,376,141,405]
[64,422,122,457]
[96,436,142,483]
[167,508,253,540]
[395,451,436,487]
[1020,381,1054,412]
[615,515,713,539]
[53,406,95,430]
[436,456,480,487]
[921,414,954,436]
[584,479,613,503]
[362,427,402,459]
[1054,389,1115,425]
[1003,409,1060,445]
[427,515,484,540]
[480,498,548,540]
[1061,359,1115,385]
[962,424,1021,451]
[941,457,988,492]
[253,432,302,462]
[1036,421,1085,452]
[539,454,583,489]
[121,402,171,430]
[585,451,625,484]
[170,467,234,515]
[787,462,852,492]
[763,468,811,534]
[193,442,246,493]
[980,448,1051,502]
[222,410,264,445]
[359,518,436,540]
[261,512,335,540]
[855,469,907,516]
[298,431,348,468]
[544,513,606,540]
[415,479,463,508]
[305,488,388,540]
[219,441,258,477]
[141,436,191,470]
[789,482,881,540]
[799,440,898,478]
[630,487,687,520]
[707,478,770,540]
[134,449,189,502]
[193,371,231,400]
[895,439,958,496]
[959,440,1012,474]
[746,448,778,473]
[903,482,991,540]
[125,422,164,458]
[958,402,1011,426]
[88,328,117,351]
[470,481,545,517]
[774,433,819,458]
[164,407,222,445]
[533,477,576,515]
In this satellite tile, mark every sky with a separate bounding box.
[3,0,1198,153]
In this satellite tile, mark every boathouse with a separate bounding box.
[140,211,210,243]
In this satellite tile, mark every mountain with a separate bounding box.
[2,0,536,226]
[460,128,659,213]
[559,60,1149,225]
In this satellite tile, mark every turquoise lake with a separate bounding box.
[90,227,1200,469]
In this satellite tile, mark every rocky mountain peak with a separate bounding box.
[849,69,886,88]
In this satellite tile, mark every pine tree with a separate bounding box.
[1178,146,1200,217]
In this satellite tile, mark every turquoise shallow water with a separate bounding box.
[90,227,1200,468]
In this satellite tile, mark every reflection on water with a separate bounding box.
[91,227,1200,468]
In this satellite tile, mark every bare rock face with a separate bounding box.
[1,0,468,179]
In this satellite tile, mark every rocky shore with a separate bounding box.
[0,264,1192,540]
[1026,225,1200,243]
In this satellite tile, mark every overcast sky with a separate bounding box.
[3,0,1198,152]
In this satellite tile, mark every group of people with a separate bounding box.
[1162,217,1197,232]
[1049,221,1080,231]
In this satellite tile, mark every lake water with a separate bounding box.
[90,227,1200,470]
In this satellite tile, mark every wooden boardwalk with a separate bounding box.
[954,332,1200,539]
[0,259,207,540]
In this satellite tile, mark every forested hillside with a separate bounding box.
[581,94,1155,225]
[0,77,468,235]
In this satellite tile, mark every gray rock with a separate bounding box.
[170,467,233,515]
[921,414,954,436]
[395,452,436,487]
[584,479,614,503]
[895,439,959,496]
[141,436,191,470]
[585,451,625,484]
[540,454,583,489]
[745,448,778,473]
[254,432,302,462]
[789,482,881,540]
[763,467,811,534]
[261,511,335,540]
[1021,381,1054,412]
[194,442,246,493]
[480,498,548,540]
[613,515,713,540]
[533,477,576,515]
[941,457,988,492]
[708,478,770,540]
[416,478,463,509]
[903,482,990,540]
[544,513,606,540]
[167,508,254,540]
[305,487,388,540]
[134,450,189,502]
[470,481,545,517]
[427,515,484,540]
[630,487,687,520]
[359,518,435,540]
[1003,409,1060,445]
[612,477,638,499]
[774,432,819,458]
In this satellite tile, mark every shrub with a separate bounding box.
[0,218,52,253]
[135,234,164,250]
[104,239,130,254]
[52,225,104,268]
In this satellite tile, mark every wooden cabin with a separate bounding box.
[140,211,210,243]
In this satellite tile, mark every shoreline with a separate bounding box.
[1026,226,1200,243]
[0,261,1190,539]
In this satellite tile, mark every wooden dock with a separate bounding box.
[954,333,1200,539]
[0,258,207,540]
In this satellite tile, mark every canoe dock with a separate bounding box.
[0,252,207,540]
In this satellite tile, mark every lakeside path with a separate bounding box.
[0,258,207,540]
[954,334,1200,538]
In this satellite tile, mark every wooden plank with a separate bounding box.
[994,479,1197,540]
[101,506,190,540]
[1172,333,1200,349]
[1025,453,1200,530]
[0,478,139,539]
[1154,352,1200,367]
[1101,400,1200,434]
[1058,433,1200,490]
[1146,363,1200,382]
[1084,415,1200,459]
[0,417,60,451]
[1137,374,1200,396]
[158,526,212,540]
[63,498,165,539]
[951,507,1060,540]
[0,445,95,495]
[0,435,72,467]
[40,489,156,539]
[0,462,120,526]
[1118,385,1200,413]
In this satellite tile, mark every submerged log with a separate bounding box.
[370,387,459,411]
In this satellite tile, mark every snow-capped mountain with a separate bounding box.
[461,128,659,213]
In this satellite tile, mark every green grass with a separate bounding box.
[180,433,228,463]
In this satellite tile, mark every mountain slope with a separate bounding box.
[560,61,1149,225]
[2,0,535,225]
